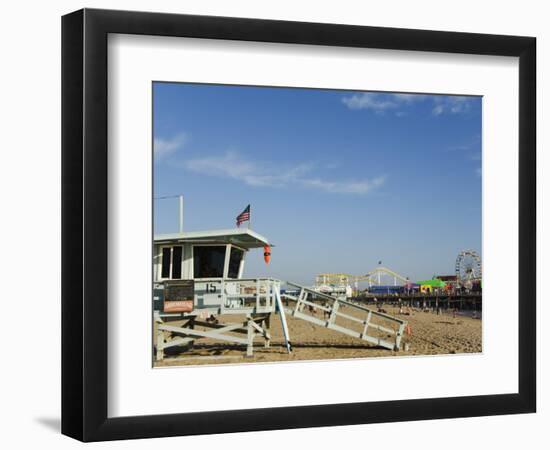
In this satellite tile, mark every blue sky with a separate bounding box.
[153,82,481,284]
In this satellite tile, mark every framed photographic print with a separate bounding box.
[61,8,536,442]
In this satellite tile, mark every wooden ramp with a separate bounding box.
[281,282,407,351]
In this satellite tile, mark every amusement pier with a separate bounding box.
[313,251,483,313]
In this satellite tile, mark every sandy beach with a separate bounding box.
[154,305,482,367]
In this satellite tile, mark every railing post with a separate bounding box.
[329,301,339,325]
[256,278,260,311]
[362,311,372,339]
[156,330,165,362]
[395,322,405,351]
[246,315,254,357]
[220,279,225,309]
[298,288,307,313]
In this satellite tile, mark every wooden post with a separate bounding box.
[263,314,271,348]
[156,330,165,362]
[246,316,254,357]
[362,311,372,338]
[329,301,339,325]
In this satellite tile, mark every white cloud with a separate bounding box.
[341,92,426,113]
[184,151,310,187]
[183,151,385,195]
[342,93,398,112]
[392,93,427,103]
[432,96,474,116]
[447,135,482,162]
[302,176,386,194]
[342,92,477,116]
[154,133,187,160]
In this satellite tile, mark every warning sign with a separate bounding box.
[163,280,194,313]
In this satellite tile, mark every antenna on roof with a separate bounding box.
[154,194,184,233]
[178,195,183,233]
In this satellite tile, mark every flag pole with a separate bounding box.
[179,195,184,234]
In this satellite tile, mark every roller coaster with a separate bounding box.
[316,266,410,291]
[316,249,483,296]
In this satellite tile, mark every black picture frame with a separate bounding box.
[62,8,536,442]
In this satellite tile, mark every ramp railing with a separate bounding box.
[281,281,407,351]
[219,278,279,313]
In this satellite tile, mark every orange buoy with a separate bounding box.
[263,245,271,264]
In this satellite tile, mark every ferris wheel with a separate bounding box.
[455,250,482,286]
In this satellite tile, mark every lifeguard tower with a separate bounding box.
[153,226,407,362]
[153,227,292,360]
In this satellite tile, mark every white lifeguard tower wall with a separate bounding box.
[153,228,278,315]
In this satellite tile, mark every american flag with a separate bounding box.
[236,205,251,227]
